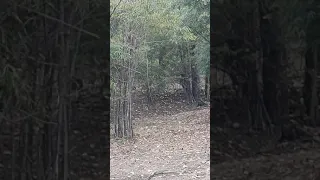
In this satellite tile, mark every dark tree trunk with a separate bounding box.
[303,44,319,125]
[179,45,194,103]
[158,47,166,68]
[260,1,288,134]
[303,2,320,126]
[245,1,267,130]
[180,73,193,103]
[303,47,313,116]
[190,44,204,106]
[205,74,210,100]
[191,62,203,106]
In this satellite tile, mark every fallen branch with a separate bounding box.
[147,170,179,180]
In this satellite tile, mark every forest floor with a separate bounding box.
[110,107,210,180]
[210,125,320,180]
[109,91,320,180]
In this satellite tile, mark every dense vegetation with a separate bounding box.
[2,0,320,179]
[110,0,210,138]
[211,0,320,141]
[0,0,109,179]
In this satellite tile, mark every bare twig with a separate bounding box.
[110,0,123,18]
[147,170,179,180]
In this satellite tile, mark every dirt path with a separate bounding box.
[110,108,210,180]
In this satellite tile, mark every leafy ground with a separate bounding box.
[211,149,320,180]
[110,91,320,180]
[210,126,320,180]
[110,108,210,180]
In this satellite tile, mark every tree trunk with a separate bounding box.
[247,1,269,130]
[158,47,166,68]
[178,46,193,103]
[260,1,288,133]
[304,47,313,116]
[304,44,319,125]
[205,74,210,100]
[113,27,136,138]
[191,60,204,106]
[310,45,318,125]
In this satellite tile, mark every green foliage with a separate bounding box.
[110,0,210,95]
[195,39,210,75]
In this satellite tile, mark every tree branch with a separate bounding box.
[110,0,123,18]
